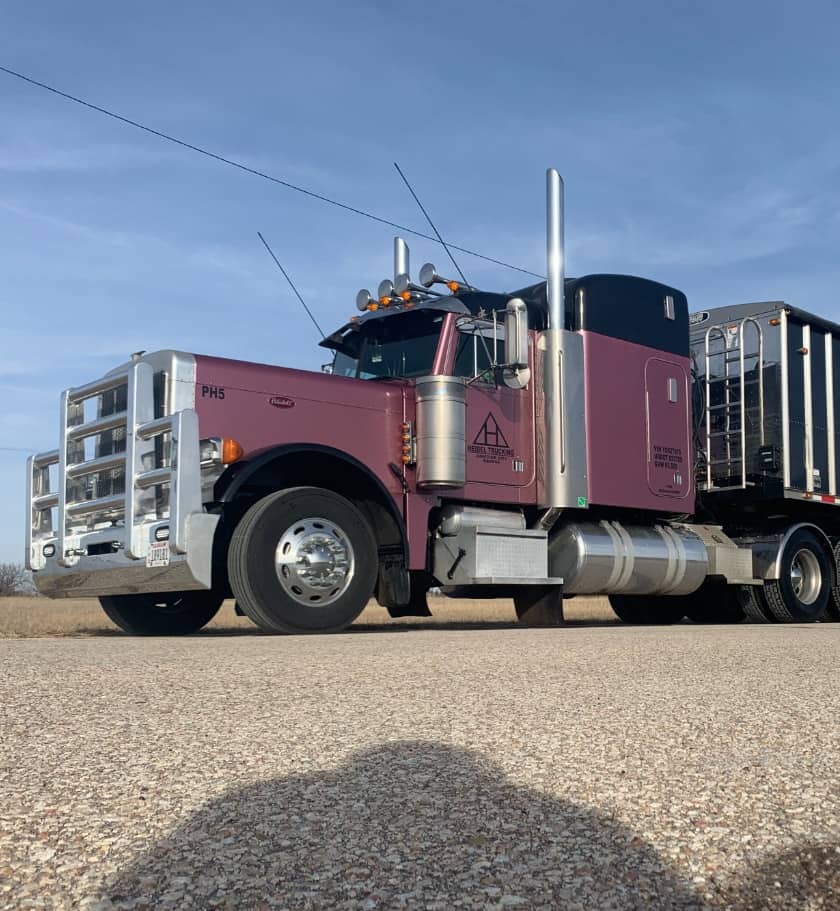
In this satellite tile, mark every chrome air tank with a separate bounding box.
[415,375,467,488]
[551,520,708,596]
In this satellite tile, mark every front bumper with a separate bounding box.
[31,513,218,598]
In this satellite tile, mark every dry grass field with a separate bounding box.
[0,594,616,637]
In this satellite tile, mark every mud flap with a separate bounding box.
[514,586,564,626]
[380,568,433,617]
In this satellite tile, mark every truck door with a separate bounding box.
[452,318,534,488]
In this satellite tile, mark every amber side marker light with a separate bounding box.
[769,318,781,326]
[400,422,412,464]
[221,439,245,464]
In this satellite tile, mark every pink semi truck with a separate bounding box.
[24,170,840,632]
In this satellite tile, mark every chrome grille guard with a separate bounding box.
[24,352,214,595]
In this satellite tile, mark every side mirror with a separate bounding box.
[505,298,529,369]
[503,298,531,389]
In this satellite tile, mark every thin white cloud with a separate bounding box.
[0,198,130,243]
[0,139,176,174]
[0,197,281,293]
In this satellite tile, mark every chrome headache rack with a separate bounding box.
[24,352,216,597]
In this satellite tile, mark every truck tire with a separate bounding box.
[828,539,840,621]
[608,595,685,625]
[99,591,223,636]
[683,581,745,624]
[737,585,778,624]
[761,528,831,623]
[228,487,378,633]
[513,586,564,626]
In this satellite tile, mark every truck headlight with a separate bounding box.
[200,438,244,467]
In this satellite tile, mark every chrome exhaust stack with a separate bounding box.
[546,169,565,333]
[538,168,587,528]
[394,237,410,285]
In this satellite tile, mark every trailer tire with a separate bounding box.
[761,529,831,623]
[608,595,685,625]
[99,591,224,636]
[228,486,377,633]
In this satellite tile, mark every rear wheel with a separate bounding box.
[683,581,745,624]
[737,584,778,623]
[761,529,831,623]
[99,590,223,636]
[228,487,378,633]
[828,539,840,621]
[608,594,685,625]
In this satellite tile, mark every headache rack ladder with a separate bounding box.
[26,361,201,570]
[704,317,765,490]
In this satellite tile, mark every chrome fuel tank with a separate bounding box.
[551,520,708,596]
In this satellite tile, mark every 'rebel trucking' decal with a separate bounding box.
[468,412,515,465]
[268,396,295,409]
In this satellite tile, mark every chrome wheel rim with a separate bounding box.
[274,517,355,607]
[790,549,821,605]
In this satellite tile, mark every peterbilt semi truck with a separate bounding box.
[24,169,840,633]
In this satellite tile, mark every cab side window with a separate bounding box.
[453,323,505,382]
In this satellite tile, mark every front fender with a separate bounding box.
[213,442,408,563]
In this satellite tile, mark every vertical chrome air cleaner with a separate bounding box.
[415,376,467,489]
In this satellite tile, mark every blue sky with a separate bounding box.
[2,0,840,562]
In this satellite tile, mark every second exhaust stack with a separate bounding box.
[541,168,588,517]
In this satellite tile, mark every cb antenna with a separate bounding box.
[393,162,470,287]
[257,232,325,339]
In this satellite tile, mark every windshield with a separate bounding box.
[331,311,445,380]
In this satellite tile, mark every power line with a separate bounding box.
[393,161,469,287]
[257,232,325,338]
[0,63,543,280]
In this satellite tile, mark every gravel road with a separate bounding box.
[1,624,838,910]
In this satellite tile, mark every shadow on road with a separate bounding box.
[96,742,836,909]
[77,619,623,637]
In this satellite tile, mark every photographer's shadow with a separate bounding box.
[100,742,835,909]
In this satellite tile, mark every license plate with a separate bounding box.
[146,541,171,568]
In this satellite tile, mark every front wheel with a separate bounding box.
[99,590,224,636]
[228,487,378,633]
